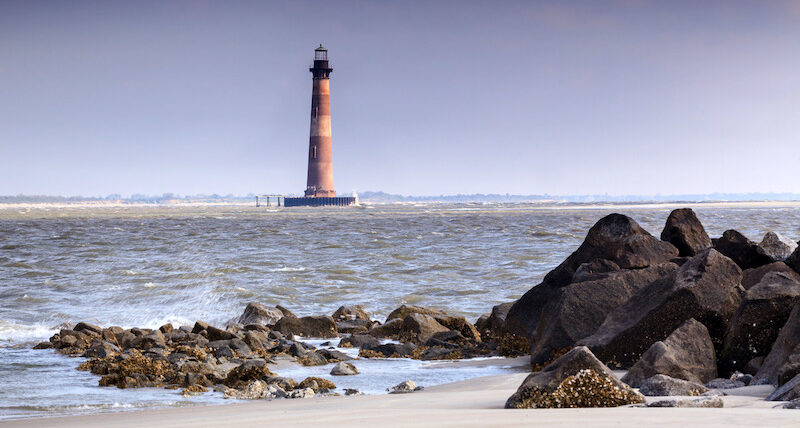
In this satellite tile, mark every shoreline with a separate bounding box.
[2,372,795,428]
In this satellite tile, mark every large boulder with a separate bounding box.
[741,262,800,290]
[759,232,798,262]
[715,229,773,270]
[720,272,800,375]
[660,208,712,257]
[529,263,678,364]
[579,249,743,366]
[505,346,644,408]
[433,315,481,342]
[236,303,283,326]
[753,302,800,385]
[621,319,717,387]
[506,214,678,338]
[638,374,708,396]
[273,315,338,338]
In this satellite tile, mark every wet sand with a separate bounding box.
[2,372,796,428]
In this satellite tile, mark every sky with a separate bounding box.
[1,0,799,197]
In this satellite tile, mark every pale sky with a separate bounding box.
[1,0,799,197]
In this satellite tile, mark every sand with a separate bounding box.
[2,372,797,428]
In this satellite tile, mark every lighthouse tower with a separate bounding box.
[305,44,336,197]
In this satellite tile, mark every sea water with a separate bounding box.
[1,202,798,419]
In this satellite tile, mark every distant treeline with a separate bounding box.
[357,191,800,203]
[2,191,800,204]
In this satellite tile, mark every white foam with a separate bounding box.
[269,267,306,272]
[0,319,56,342]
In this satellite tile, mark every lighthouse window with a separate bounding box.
[313,145,317,159]
[314,106,318,118]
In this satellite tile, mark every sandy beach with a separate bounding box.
[2,371,796,428]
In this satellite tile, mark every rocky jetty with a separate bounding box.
[34,208,800,410]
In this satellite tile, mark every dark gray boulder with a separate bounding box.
[741,262,800,290]
[367,342,417,358]
[529,263,678,364]
[621,319,716,387]
[648,397,723,408]
[715,229,773,270]
[273,315,338,338]
[505,346,644,408]
[753,302,800,385]
[705,378,745,389]
[339,334,381,349]
[506,214,678,339]
[660,208,712,257]
[638,374,709,396]
[720,271,800,375]
[476,301,513,339]
[759,232,798,262]
[579,249,743,366]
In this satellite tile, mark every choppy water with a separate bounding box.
[1,202,799,419]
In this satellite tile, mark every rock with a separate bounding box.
[638,374,708,396]
[298,351,328,366]
[579,249,743,366]
[477,301,513,339]
[158,323,173,334]
[571,259,621,283]
[648,397,723,408]
[621,319,717,387]
[386,305,446,323]
[766,374,800,401]
[505,346,644,409]
[779,398,800,409]
[344,388,362,396]
[332,305,371,321]
[397,313,449,344]
[363,342,417,358]
[223,380,287,400]
[236,303,283,326]
[273,315,338,338]
[192,321,210,334]
[719,271,800,374]
[223,359,273,388]
[753,302,800,385]
[432,316,481,342]
[83,342,120,359]
[289,387,316,399]
[731,371,753,385]
[759,232,798,262]
[741,262,800,290]
[788,246,800,274]
[275,305,297,319]
[704,378,746,389]
[129,330,167,350]
[316,348,352,362]
[297,376,335,393]
[530,263,678,364]
[506,214,678,338]
[33,341,54,349]
[336,319,371,334]
[330,361,359,375]
[388,380,419,394]
[339,334,380,349]
[243,330,270,351]
[660,208,713,257]
[715,229,773,270]
[367,319,403,338]
[206,325,238,341]
[74,322,103,335]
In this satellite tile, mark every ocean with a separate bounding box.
[1,202,798,419]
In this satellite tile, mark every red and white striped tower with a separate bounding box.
[305,45,336,197]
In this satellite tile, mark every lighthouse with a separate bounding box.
[305,44,336,197]
[284,45,355,207]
